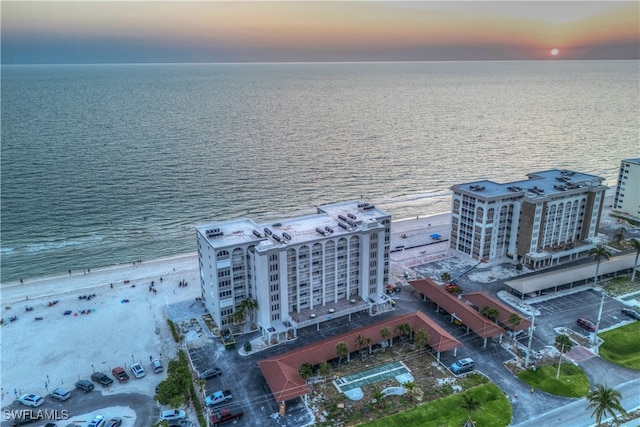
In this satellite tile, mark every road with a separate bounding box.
[514,378,640,427]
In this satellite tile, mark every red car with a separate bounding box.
[576,317,596,332]
[111,367,130,383]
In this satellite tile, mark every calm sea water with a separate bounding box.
[1,61,638,283]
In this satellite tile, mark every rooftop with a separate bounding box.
[450,168,607,201]
[196,200,390,249]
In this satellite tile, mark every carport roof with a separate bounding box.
[259,311,461,402]
[409,278,505,339]
[464,291,531,331]
[504,252,636,295]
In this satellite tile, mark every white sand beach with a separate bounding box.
[0,253,201,411]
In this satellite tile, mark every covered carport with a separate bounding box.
[409,278,505,347]
[259,311,461,405]
[505,252,637,298]
[464,291,531,332]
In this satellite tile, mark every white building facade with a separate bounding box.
[196,201,393,344]
[612,158,640,222]
[450,169,607,269]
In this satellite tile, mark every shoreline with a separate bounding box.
[1,213,451,292]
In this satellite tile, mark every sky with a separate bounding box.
[1,1,638,64]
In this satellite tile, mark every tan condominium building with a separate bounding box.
[450,169,607,269]
[612,158,640,222]
[196,201,393,345]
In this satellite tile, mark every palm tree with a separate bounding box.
[554,334,573,380]
[461,393,481,418]
[413,328,430,358]
[480,306,499,322]
[239,298,258,325]
[403,381,416,401]
[613,226,627,245]
[397,323,412,343]
[335,342,349,371]
[508,313,522,342]
[362,336,373,354]
[440,272,452,283]
[586,383,626,426]
[589,245,612,287]
[318,361,331,389]
[299,362,313,383]
[380,327,392,349]
[372,387,385,409]
[630,238,640,282]
[355,335,372,358]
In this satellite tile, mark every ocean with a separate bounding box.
[1,60,638,283]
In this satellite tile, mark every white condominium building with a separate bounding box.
[450,169,607,269]
[612,158,640,222]
[196,201,393,344]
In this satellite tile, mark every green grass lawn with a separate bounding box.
[598,321,640,370]
[362,383,511,427]
[517,363,589,398]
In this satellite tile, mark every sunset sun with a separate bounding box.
[551,48,559,56]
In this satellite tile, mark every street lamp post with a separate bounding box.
[524,314,536,368]
[593,283,607,345]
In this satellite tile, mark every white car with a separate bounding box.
[88,415,105,427]
[50,387,71,401]
[18,393,44,407]
[131,363,146,378]
[159,409,186,422]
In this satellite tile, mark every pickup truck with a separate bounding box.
[205,390,233,406]
[210,408,243,426]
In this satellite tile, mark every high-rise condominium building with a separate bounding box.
[612,158,640,222]
[196,201,392,344]
[450,169,607,269]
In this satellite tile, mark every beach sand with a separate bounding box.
[0,253,201,412]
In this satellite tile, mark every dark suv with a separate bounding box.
[91,371,114,387]
[75,379,95,392]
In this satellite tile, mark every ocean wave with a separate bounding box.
[25,236,104,253]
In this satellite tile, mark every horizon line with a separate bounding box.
[3,58,639,66]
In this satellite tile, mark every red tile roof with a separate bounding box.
[464,291,531,331]
[409,278,506,339]
[259,311,461,402]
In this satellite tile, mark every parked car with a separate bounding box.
[88,415,105,427]
[75,379,94,392]
[211,408,244,426]
[577,317,596,332]
[130,363,146,378]
[105,418,122,427]
[111,367,130,383]
[11,412,37,426]
[199,367,222,380]
[450,358,474,374]
[91,371,114,386]
[18,394,44,407]
[159,410,186,422]
[205,390,233,406]
[621,307,640,320]
[151,358,164,373]
[49,387,71,401]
